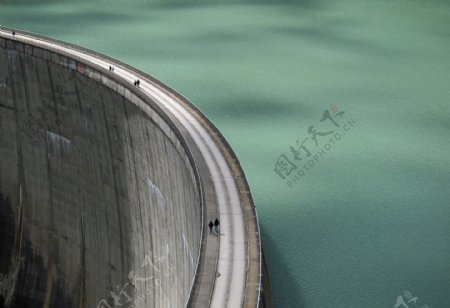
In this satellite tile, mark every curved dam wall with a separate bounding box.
[0,36,202,307]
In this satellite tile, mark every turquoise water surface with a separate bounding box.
[1,1,449,307]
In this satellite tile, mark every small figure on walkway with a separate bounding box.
[109,65,115,72]
[12,31,15,36]
[136,79,140,86]
[208,221,214,235]
[214,218,220,234]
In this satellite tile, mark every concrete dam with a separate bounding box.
[0,29,273,308]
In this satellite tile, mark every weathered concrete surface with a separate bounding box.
[0,35,202,308]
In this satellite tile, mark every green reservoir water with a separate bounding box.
[1,1,449,307]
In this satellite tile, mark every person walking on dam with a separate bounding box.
[208,221,214,235]
[214,218,220,234]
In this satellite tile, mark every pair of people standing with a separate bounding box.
[208,218,220,235]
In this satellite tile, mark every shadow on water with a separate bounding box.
[180,30,255,45]
[206,96,316,121]
[141,0,320,9]
[0,0,325,62]
[268,25,418,60]
[260,224,305,308]
[0,9,137,28]
[1,0,320,4]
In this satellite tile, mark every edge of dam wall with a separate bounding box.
[0,31,203,307]
[0,27,274,308]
